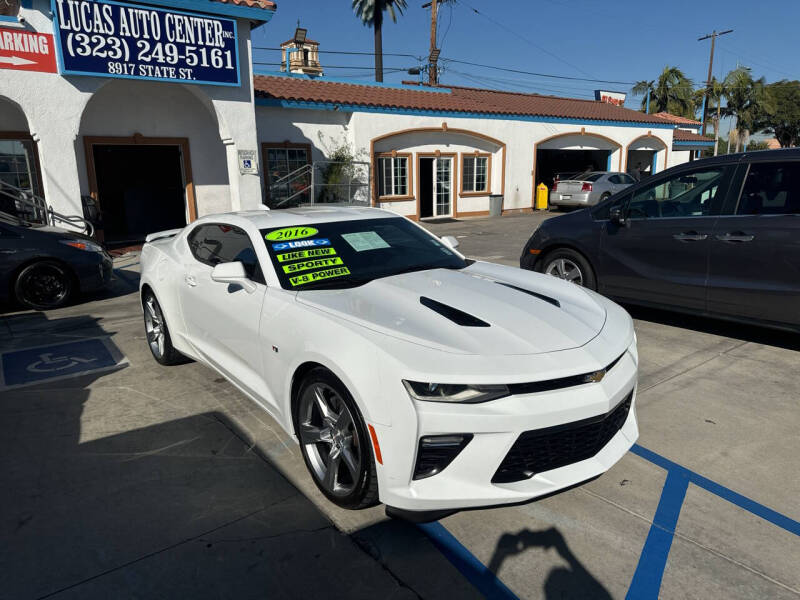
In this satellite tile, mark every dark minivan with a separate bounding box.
[520,149,800,332]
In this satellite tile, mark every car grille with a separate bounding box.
[492,391,633,484]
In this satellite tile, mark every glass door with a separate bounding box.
[434,157,452,217]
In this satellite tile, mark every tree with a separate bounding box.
[761,80,800,148]
[632,66,696,118]
[352,0,407,83]
[723,67,770,152]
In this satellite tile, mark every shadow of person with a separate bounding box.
[488,527,612,600]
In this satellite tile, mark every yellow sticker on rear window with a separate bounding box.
[290,266,351,287]
[265,226,319,241]
[276,247,337,263]
[283,257,344,274]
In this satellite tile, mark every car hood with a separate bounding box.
[296,261,607,355]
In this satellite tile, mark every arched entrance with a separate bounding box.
[534,132,622,190]
[0,96,43,216]
[79,80,229,246]
[625,135,667,179]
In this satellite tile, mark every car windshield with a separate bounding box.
[261,217,467,290]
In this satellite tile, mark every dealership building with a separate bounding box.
[1,0,713,244]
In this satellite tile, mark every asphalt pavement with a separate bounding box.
[1,211,798,599]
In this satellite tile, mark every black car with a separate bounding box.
[521,149,800,332]
[0,214,113,310]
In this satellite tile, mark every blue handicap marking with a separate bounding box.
[1,339,121,387]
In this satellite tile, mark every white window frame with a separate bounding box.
[378,155,410,198]
[461,154,490,194]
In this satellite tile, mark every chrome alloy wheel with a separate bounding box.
[298,383,362,497]
[545,258,584,285]
[144,296,166,358]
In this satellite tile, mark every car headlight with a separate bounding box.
[59,239,104,252]
[402,380,510,403]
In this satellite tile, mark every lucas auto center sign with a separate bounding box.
[51,0,240,86]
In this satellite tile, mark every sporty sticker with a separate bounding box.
[342,231,390,252]
[265,227,319,242]
[276,247,337,263]
[290,266,351,287]
[272,238,331,251]
[283,257,344,274]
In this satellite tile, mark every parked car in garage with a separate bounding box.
[0,213,113,310]
[140,207,638,519]
[549,171,636,210]
[521,149,800,332]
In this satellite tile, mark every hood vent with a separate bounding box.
[495,282,561,308]
[420,296,490,327]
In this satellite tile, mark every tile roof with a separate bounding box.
[673,129,714,143]
[211,0,276,11]
[652,112,702,126]
[253,75,674,125]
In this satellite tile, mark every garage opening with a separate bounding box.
[535,148,611,188]
[89,142,191,247]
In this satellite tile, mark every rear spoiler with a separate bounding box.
[144,228,182,243]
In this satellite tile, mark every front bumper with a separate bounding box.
[549,191,592,206]
[74,253,113,293]
[376,348,638,512]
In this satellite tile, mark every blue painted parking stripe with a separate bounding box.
[625,471,689,600]
[417,522,520,600]
[631,444,800,537]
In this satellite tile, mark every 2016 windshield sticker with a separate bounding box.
[341,231,391,252]
[290,266,351,287]
[276,247,337,263]
[272,238,330,251]
[265,227,319,242]
[283,257,345,274]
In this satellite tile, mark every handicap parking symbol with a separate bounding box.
[1,339,125,388]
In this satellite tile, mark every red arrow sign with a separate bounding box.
[0,27,57,73]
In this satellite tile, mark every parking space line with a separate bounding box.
[417,522,520,600]
[626,471,689,599]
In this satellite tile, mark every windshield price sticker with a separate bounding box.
[283,257,344,274]
[290,266,351,287]
[52,0,240,86]
[342,231,390,252]
[265,226,319,242]
[276,247,336,263]
[272,238,330,251]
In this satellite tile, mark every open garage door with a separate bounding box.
[535,148,611,188]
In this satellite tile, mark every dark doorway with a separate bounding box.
[92,144,187,247]
[627,149,656,179]
[536,148,611,188]
[419,157,434,218]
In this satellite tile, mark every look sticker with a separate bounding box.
[290,266,351,287]
[276,247,337,263]
[272,238,330,251]
[283,257,344,274]
[265,226,319,242]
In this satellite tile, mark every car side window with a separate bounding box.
[736,162,800,216]
[187,224,265,284]
[626,166,733,219]
[619,174,636,185]
[608,175,621,184]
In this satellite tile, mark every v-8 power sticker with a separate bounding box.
[289,266,351,287]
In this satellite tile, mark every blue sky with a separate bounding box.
[252,0,800,132]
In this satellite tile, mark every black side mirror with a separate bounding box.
[609,207,626,226]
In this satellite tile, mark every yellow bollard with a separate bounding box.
[536,183,549,210]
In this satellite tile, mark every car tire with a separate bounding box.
[600,193,611,202]
[538,248,597,290]
[14,260,74,310]
[142,290,185,366]
[294,367,379,510]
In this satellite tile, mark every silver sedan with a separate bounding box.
[549,171,636,210]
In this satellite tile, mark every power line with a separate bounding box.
[439,57,636,85]
[252,62,414,71]
[252,46,421,59]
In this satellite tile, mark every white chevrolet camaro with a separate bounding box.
[140,207,638,518]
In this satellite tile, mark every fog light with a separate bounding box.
[413,434,473,480]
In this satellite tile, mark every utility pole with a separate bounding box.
[698,29,733,136]
[422,0,439,85]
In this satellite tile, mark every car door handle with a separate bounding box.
[185,274,198,287]
[715,232,755,243]
[673,231,708,242]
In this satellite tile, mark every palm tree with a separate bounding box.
[723,67,769,152]
[705,77,727,155]
[632,80,655,113]
[352,0,407,83]
[632,66,696,118]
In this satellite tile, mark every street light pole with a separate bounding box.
[698,29,733,136]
